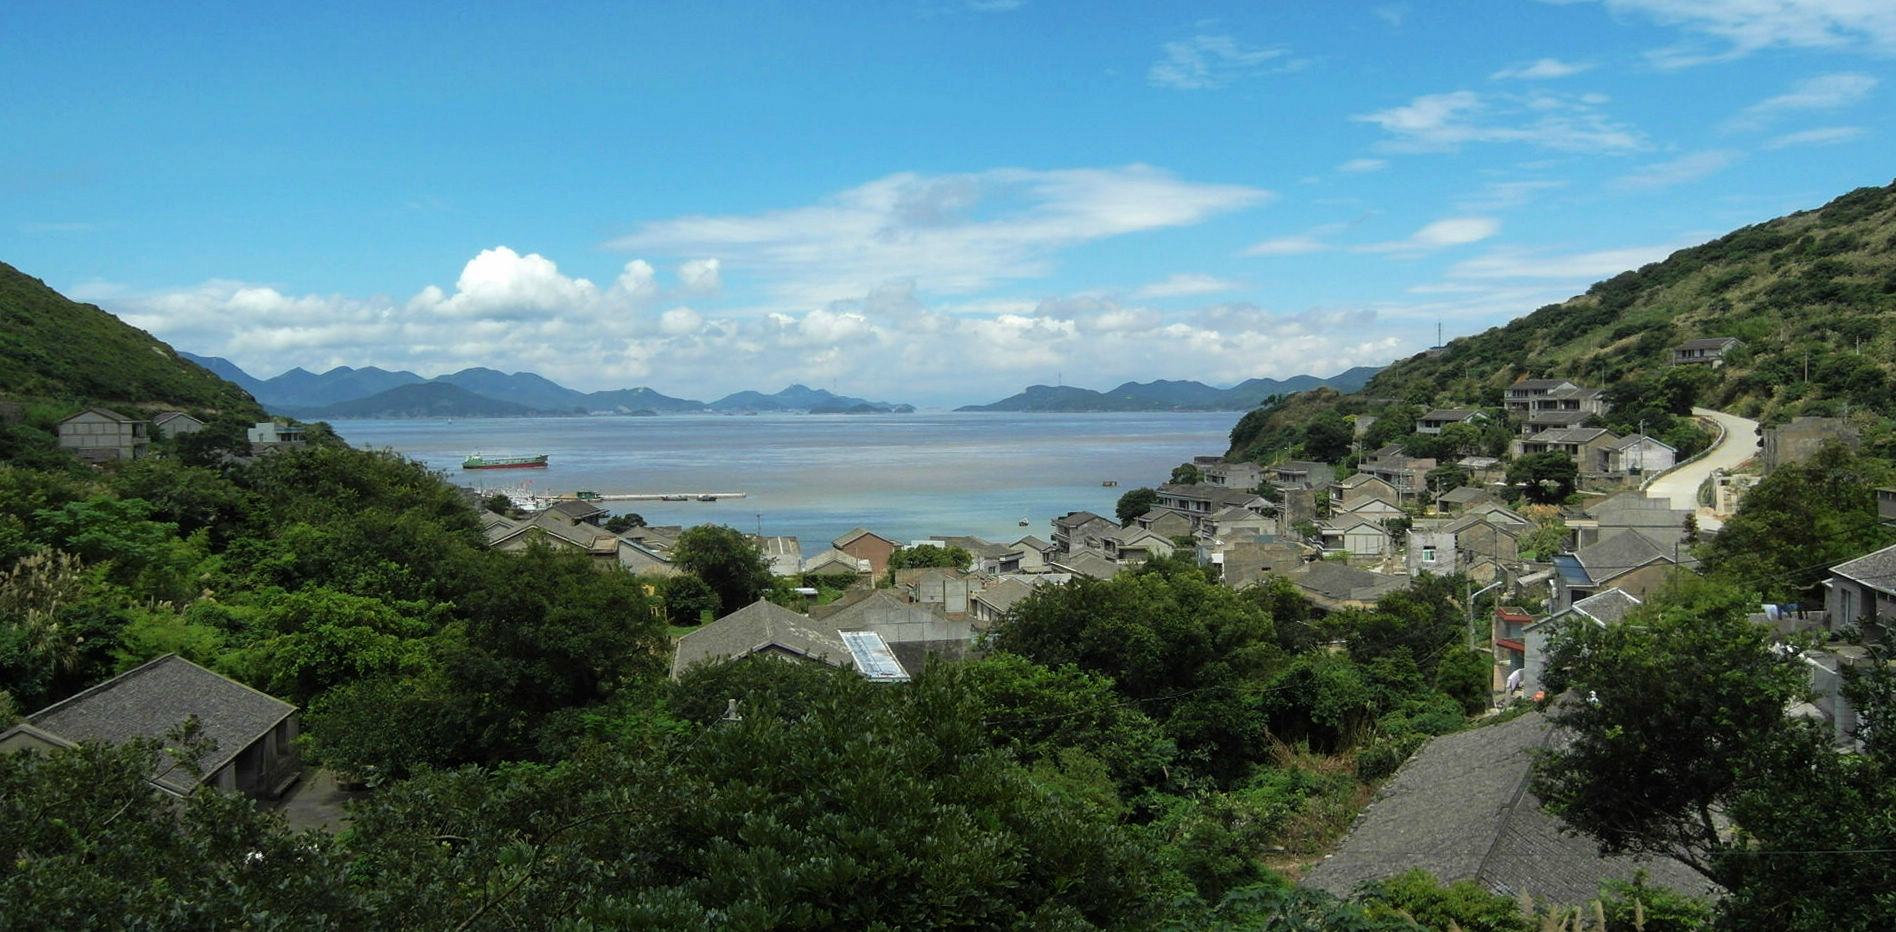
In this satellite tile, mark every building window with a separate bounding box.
[1422,546,1436,563]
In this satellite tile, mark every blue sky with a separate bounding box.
[5,1,1893,407]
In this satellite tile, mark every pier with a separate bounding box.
[553,492,748,502]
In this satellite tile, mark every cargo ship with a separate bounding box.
[461,452,549,470]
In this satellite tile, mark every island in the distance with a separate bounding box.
[955,368,1381,412]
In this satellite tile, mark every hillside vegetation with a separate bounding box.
[1230,179,1896,462]
[0,262,260,415]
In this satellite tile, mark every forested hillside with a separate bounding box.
[1230,180,1896,462]
[0,262,260,414]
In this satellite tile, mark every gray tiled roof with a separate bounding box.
[1291,562,1403,603]
[1571,588,1643,624]
[25,654,295,795]
[1301,712,1715,906]
[1829,542,1896,596]
[671,600,850,677]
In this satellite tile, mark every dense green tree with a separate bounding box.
[1703,442,1895,602]
[660,572,720,625]
[1301,412,1354,463]
[602,511,646,533]
[886,543,972,569]
[670,523,774,613]
[1171,462,1204,485]
[1116,486,1161,525]
[1506,451,1578,504]
[1530,579,1809,881]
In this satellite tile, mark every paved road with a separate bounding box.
[1643,406,1760,532]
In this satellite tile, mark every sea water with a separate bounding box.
[329,411,1238,547]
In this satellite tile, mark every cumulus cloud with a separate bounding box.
[1610,150,1742,190]
[607,165,1272,307]
[1490,58,1592,80]
[1728,72,1877,130]
[1148,35,1293,89]
[1354,90,1643,152]
[1572,0,1896,66]
[677,257,723,295]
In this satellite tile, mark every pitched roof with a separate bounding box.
[1290,562,1404,604]
[832,527,897,549]
[973,578,1035,615]
[1677,336,1741,350]
[1570,588,1644,624]
[21,654,295,795]
[547,499,607,520]
[1300,712,1714,906]
[1525,427,1617,444]
[1011,535,1050,552]
[1420,408,1484,421]
[1829,542,1896,596]
[1053,550,1118,580]
[59,407,141,424]
[671,600,850,677]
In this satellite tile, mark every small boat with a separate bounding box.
[698,494,718,502]
[1101,480,1118,487]
[463,453,549,470]
[660,494,688,502]
[1018,518,1029,526]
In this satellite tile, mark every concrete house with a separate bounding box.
[245,420,307,453]
[1823,542,1896,639]
[150,410,205,439]
[1319,516,1393,557]
[1051,511,1118,554]
[1407,529,1458,577]
[484,511,624,565]
[1512,428,1621,474]
[1504,379,1581,416]
[801,548,871,575]
[1267,461,1336,492]
[57,407,150,463]
[671,600,854,678]
[1415,409,1488,435]
[1550,531,1693,612]
[1599,434,1677,476]
[1152,484,1272,530]
[1672,336,1743,367]
[826,590,975,671]
[1762,417,1859,474]
[1134,508,1196,540]
[1520,589,1643,698]
[1286,562,1405,613]
[971,578,1035,626]
[1331,473,1398,506]
[0,654,300,799]
[1433,485,1501,513]
[1200,460,1264,490]
[1569,492,1694,551]
[1101,526,1176,566]
[833,528,900,575]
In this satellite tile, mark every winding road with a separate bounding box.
[1642,406,1760,532]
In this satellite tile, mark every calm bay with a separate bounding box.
[329,411,1239,547]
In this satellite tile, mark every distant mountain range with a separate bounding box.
[180,354,914,418]
[955,368,1383,412]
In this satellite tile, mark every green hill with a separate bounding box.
[1229,179,1896,462]
[0,261,261,414]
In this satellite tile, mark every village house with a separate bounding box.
[1357,445,1435,494]
[971,578,1035,627]
[1199,459,1264,490]
[57,407,150,462]
[1051,511,1118,554]
[904,568,976,615]
[1330,473,1398,507]
[1134,508,1197,540]
[1406,528,1458,577]
[1598,433,1677,477]
[1100,526,1176,566]
[0,654,300,800]
[1567,492,1695,551]
[1520,589,1643,698]
[801,547,871,575]
[1432,485,1502,514]
[1415,408,1487,435]
[245,420,306,453]
[1317,516,1393,559]
[1549,531,1694,612]
[824,590,975,671]
[1503,378,1582,416]
[1050,549,1118,580]
[670,600,858,678]
[1208,538,1308,589]
[150,410,205,439]
[1512,427,1621,475]
[992,536,1053,574]
[1671,336,1744,367]
[1761,417,1859,474]
[1266,460,1336,493]
[1285,562,1406,613]
[833,528,900,575]
[1151,483,1273,531]
[1823,542,1896,640]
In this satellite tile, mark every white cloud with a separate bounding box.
[1133,273,1246,298]
[1574,0,1896,65]
[1610,150,1742,190]
[1337,158,1389,173]
[1728,72,1877,130]
[1148,35,1291,89]
[608,165,1272,306]
[1354,90,1643,152]
[1243,235,1330,256]
[1490,58,1593,80]
[1456,179,1568,210]
[677,257,723,295]
[1764,126,1866,148]
[659,306,703,335]
[1356,217,1501,254]
[1446,237,1707,279]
